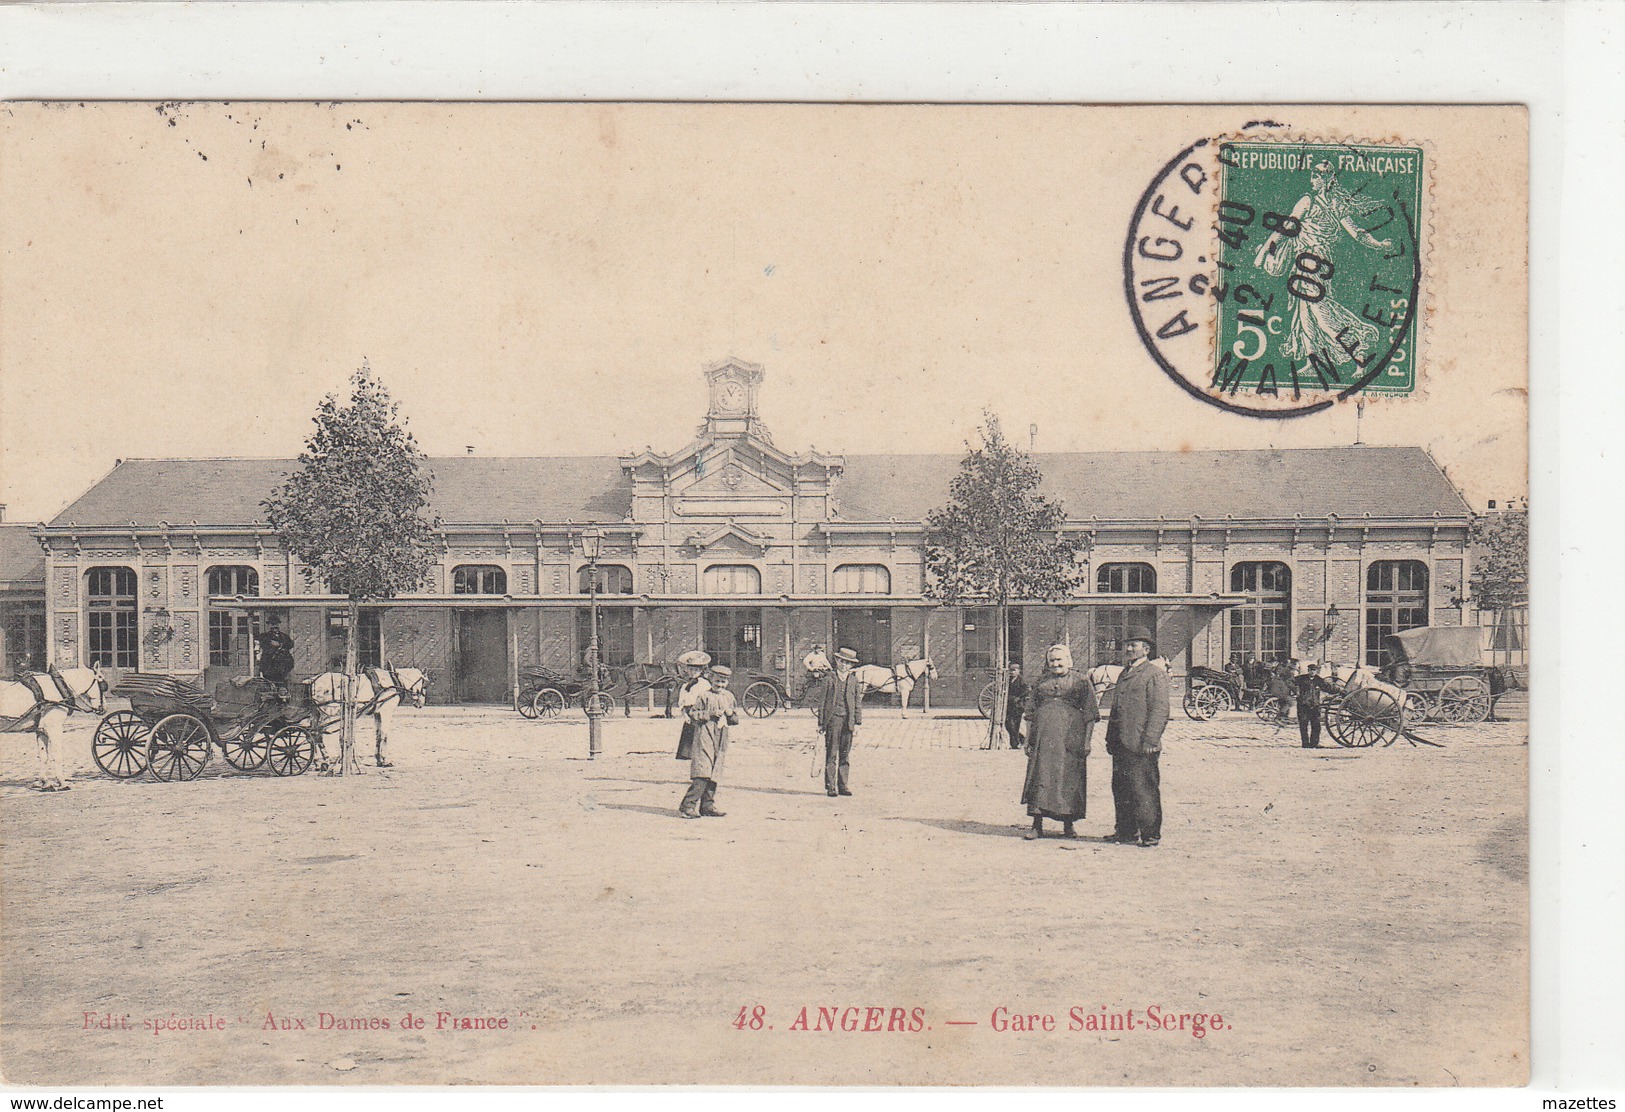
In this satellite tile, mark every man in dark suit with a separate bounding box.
[1105,627,1170,847]
[1293,663,1338,748]
[817,647,864,797]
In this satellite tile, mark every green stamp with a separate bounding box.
[1213,141,1424,398]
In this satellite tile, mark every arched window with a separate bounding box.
[206,566,260,668]
[1366,560,1429,668]
[578,565,634,595]
[703,565,762,595]
[452,565,507,595]
[86,566,138,668]
[1229,561,1291,664]
[832,564,891,595]
[1097,562,1156,593]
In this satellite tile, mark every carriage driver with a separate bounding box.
[255,613,296,693]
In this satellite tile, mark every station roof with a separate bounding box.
[0,524,46,588]
[47,445,1470,529]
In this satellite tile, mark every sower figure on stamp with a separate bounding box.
[672,650,711,761]
[1294,663,1338,748]
[1106,627,1169,848]
[816,647,863,798]
[1020,644,1099,840]
[678,665,739,819]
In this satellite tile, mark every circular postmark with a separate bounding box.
[1124,132,1425,418]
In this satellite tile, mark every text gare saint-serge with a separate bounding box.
[733,1005,1228,1038]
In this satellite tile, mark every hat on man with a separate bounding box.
[1125,627,1156,646]
[710,665,732,678]
[833,647,861,665]
[677,650,712,667]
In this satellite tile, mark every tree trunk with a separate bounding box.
[340,597,360,775]
[986,598,1009,751]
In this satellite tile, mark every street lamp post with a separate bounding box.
[584,527,605,759]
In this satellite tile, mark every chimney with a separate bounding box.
[1029,424,1038,452]
[0,503,6,523]
[466,445,475,455]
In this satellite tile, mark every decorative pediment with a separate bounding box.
[684,458,785,498]
[686,523,770,556]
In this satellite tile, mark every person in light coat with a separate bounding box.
[679,665,739,819]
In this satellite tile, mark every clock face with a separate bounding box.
[716,381,747,413]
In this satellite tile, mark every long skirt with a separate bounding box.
[1021,703,1090,820]
[675,720,695,761]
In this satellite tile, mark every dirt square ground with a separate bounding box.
[0,698,1528,1086]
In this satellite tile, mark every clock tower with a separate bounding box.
[699,358,772,443]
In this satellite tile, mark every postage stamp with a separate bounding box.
[1125,132,1428,417]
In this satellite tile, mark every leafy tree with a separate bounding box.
[923,413,1082,747]
[1467,506,1529,611]
[264,365,437,774]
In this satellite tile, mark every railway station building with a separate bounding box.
[22,360,1476,706]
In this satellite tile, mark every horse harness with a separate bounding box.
[2,669,93,731]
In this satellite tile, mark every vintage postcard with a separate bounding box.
[0,102,1528,1087]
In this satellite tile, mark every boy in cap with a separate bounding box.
[1105,627,1169,847]
[679,665,739,818]
[816,647,864,797]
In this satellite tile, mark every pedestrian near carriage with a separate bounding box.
[672,650,712,761]
[1004,660,1029,750]
[1106,627,1169,848]
[678,666,740,819]
[816,647,863,797]
[1020,644,1099,840]
[1293,663,1338,748]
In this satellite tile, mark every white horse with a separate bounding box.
[307,665,428,769]
[0,667,106,791]
[1084,663,1124,700]
[852,658,939,716]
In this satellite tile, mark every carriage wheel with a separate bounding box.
[92,711,151,779]
[1327,689,1403,748]
[147,714,212,781]
[266,725,319,776]
[1402,691,1431,724]
[1437,676,1492,725]
[976,681,998,721]
[531,688,566,718]
[743,681,782,718]
[1254,696,1290,726]
[582,691,616,717]
[516,689,540,719]
[220,728,271,772]
[1183,684,1224,722]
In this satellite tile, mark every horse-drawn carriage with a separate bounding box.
[1380,626,1508,725]
[515,666,622,719]
[92,674,322,781]
[1181,665,1292,724]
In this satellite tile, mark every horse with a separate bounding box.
[852,658,938,716]
[307,665,429,769]
[1084,663,1124,700]
[0,666,106,791]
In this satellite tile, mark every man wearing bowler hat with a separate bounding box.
[1105,626,1170,847]
[816,647,864,797]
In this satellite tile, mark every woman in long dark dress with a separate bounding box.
[1021,643,1100,840]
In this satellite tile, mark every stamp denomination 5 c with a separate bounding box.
[1126,133,1426,417]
